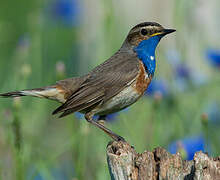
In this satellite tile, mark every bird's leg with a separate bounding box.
[97,115,106,126]
[85,113,125,142]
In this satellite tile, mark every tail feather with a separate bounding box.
[0,91,26,97]
[0,86,66,103]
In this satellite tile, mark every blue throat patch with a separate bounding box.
[134,36,161,76]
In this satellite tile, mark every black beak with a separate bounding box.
[162,29,176,36]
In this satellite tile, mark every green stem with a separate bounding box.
[12,105,23,180]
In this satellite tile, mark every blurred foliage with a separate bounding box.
[0,0,220,179]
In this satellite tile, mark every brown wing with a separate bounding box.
[55,76,88,98]
[52,52,139,117]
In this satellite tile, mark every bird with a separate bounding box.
[0,22,175,141]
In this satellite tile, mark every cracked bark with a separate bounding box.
[106,141,220,180]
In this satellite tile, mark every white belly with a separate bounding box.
[95,85,141,115]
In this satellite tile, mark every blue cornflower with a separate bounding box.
[166,49,207,91]
[166,49,191,80]
[145,79,169,97]
[166,50,191,91]
[74,112,84,120]
[74,112,119,122]
[49,0,81,26]
[175,63,191,79]
[105,108,129,122]
[168,135,205,160]
[206,49,220,68]
[172,63,193,92]
[74,108,129,122]
[105,113,118,122]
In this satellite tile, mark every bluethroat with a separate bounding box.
[0,22,175,141]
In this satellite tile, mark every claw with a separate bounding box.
[115,135,126,142]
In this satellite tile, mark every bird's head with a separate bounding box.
[123,22,176,76]
[126,22,176,47]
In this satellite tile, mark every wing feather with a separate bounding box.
[53,52,139,117]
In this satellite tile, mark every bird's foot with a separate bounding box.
[114,134,126,142]
[97,119,105,126]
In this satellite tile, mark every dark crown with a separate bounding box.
[132,22,163,30]
[121,22,175,49]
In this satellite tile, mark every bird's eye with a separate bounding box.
[140,29,148,36]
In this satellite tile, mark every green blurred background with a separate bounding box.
[0,0,220,179]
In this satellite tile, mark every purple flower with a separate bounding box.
[206,49,220,68]
[168,135,205,160]
[49,0,81,26]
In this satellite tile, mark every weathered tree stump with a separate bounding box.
[106,141,220,180]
